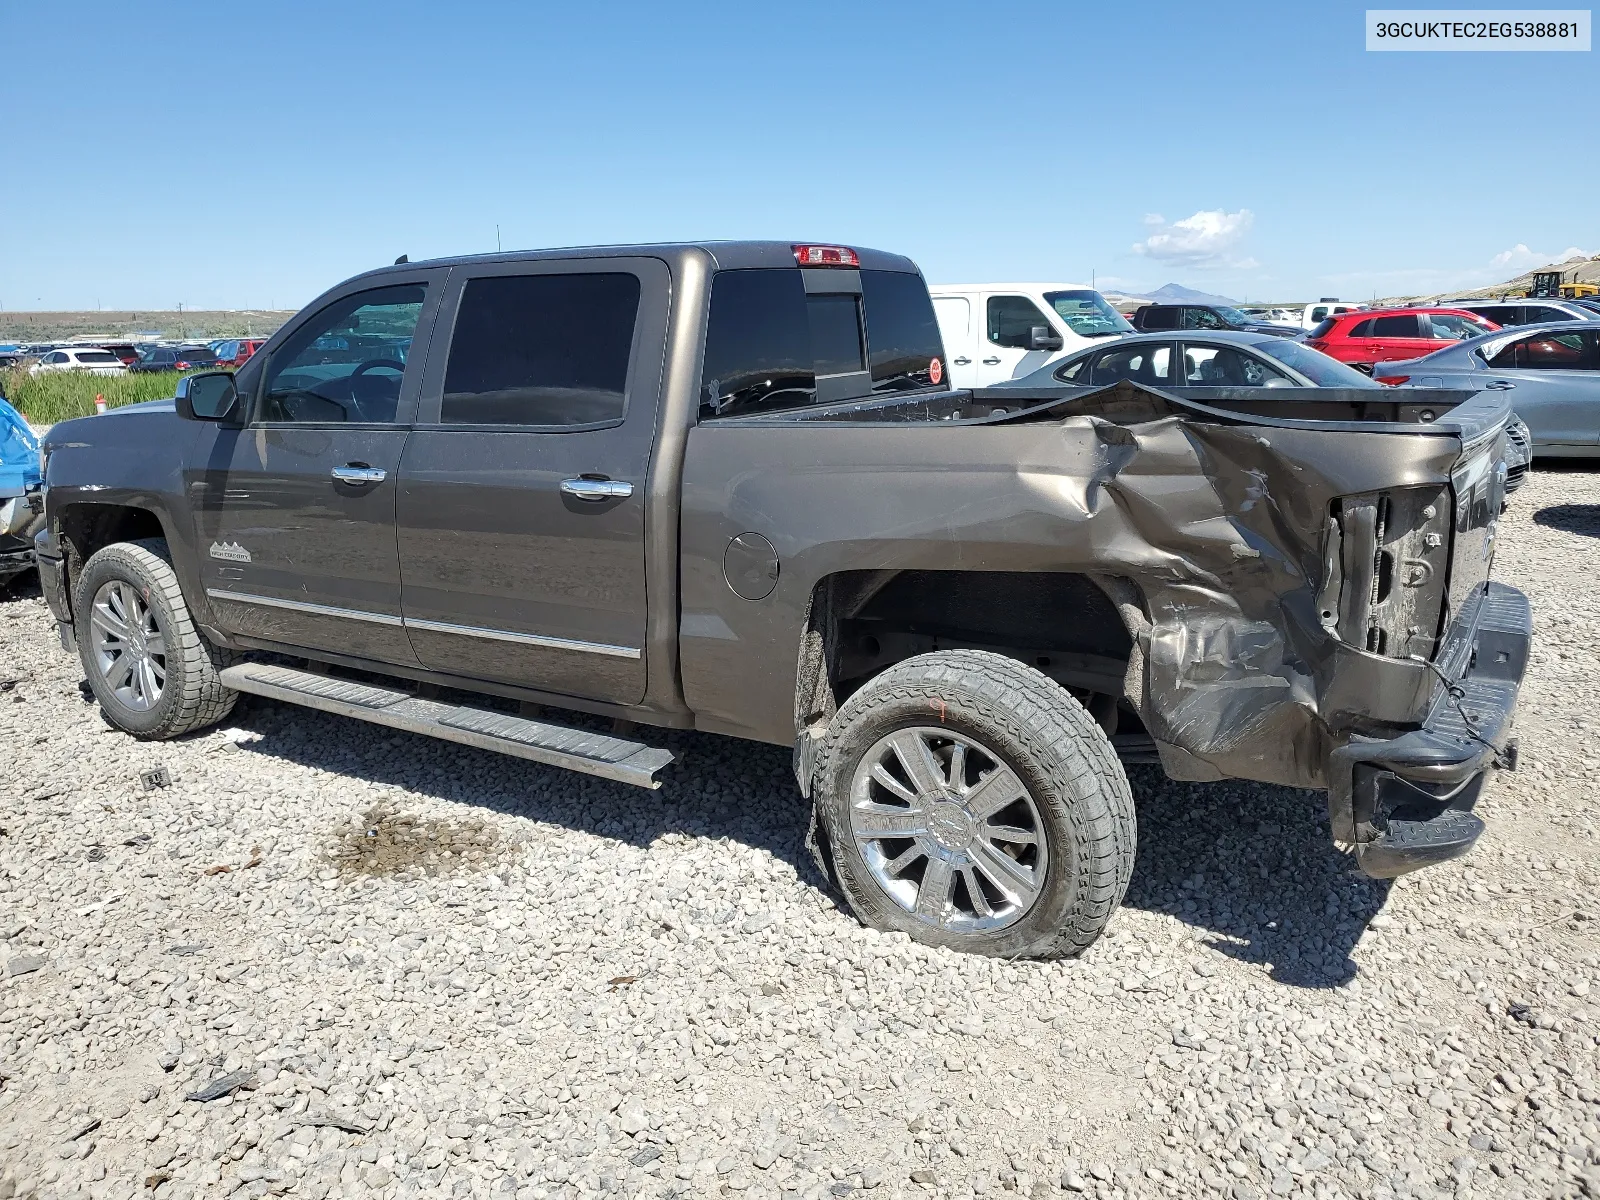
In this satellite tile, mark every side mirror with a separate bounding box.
[1028,325,1064,352]
[175,371,238,421]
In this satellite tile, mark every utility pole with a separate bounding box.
[496,224,502,252]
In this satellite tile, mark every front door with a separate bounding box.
[395,257,670,705]
[978,293,1056,385]
[189,276,443,664]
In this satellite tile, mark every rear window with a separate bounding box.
[1307,318,1337,339]
[74,351,119,363]
[180,349,218,363]
[442,272,641,426]
[700,269,944,418]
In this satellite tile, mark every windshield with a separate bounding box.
[1254,339,1383,387]
[1043,290,1134,337]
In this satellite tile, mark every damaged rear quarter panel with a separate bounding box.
[678,386,1471,792]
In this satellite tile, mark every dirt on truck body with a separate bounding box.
[32,241,1530,960]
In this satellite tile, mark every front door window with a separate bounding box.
[260,285,428,423]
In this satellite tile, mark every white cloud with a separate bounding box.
[1489,243,1592,271]
[1132,209,1257,269]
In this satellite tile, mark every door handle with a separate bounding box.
[952,356,971,365]
[560,477,633,502]
[981,356,1002,365]
[331,465,386,485]
[1483,380,1516,390]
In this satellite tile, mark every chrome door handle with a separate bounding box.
[560,477,633,502]
[952,356,971,365]
[981,356,1002,365]
[1483,380,1516,390]
[331,465,386,485]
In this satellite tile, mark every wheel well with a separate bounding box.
[795,569,1141,734]
[57,503,167,608]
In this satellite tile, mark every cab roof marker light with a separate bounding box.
[793,245,859,268]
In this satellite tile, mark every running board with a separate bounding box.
[218,663,675,789]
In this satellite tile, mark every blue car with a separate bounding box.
[0,389,42,587]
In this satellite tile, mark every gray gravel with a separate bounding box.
[2,466,1599,1200]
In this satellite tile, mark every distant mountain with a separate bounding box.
[1101,282,1240,307]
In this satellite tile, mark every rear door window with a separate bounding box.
[442,273,640,427]
[1090,343,1171,385]
[1370,315,1419,337]
[1139,307,1179,330]
[1529,305,1577,323]
[1475,305,1518,326]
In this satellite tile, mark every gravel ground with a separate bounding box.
[2,467,1598,1200]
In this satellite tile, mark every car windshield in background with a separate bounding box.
[1254,339,1383,387]
[1044,290,1133,337]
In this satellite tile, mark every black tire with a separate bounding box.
[810,650,1135,959]
[74,538,238,739]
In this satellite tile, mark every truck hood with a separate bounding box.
[45,398,178,448]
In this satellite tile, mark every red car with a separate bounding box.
[212,338,267,368]
[1304,307,1499,374]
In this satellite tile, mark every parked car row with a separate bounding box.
[4,336,265,376]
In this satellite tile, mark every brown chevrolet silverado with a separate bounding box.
[33,241,1531,959]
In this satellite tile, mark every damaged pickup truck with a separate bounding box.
[34,241,1530,959]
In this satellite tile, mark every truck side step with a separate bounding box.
[218,662,675,789]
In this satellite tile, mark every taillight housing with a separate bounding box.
[793,244,859,268]
[1377,375,1408,386]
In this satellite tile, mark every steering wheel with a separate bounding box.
[350,359,405,379]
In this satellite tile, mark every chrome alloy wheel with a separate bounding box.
[847,726,1048,933]
[90,579,166,711]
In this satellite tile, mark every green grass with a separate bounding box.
[1,368,195,425]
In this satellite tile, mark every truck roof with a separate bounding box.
[356,241,922,280]
[928,282,1096,293]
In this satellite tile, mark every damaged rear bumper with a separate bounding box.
[1328,581,1530,879]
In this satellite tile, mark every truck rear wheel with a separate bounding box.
[74,539,238,739]
[810,650,1135,959]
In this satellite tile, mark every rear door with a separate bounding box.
[395,257,670,705]
[1365,313,1423,366]
[190,272,445,664]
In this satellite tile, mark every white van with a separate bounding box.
[928,283,1132,388]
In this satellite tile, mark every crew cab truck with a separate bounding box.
[34,241,1531,961]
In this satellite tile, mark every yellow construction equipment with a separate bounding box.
[1528,269,1597,300]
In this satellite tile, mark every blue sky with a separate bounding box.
[2,0,1593,308]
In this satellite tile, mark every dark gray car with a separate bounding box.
[1373,321,1600,457]
[33,241,1531,961]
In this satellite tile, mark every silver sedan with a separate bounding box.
[1372,321,1600,457]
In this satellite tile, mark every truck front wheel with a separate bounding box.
[810,650,1135,959]
[74,539,238,739]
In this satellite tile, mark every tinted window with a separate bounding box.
[1182,345,1289,386]
[179,349,218,363]
[1368,315,1417,337]
[1475,305,1518,326]
[1491,330,1598,370]
[861,270,944,391]
[262,284,427,423]
[75,351,119,364]
[1529,305,1576,323]
[1138,307,1179,330]
[442,273,639,427]
[1307,318,1338,339]
[701,270,814,416]
[1091,343,1171,385]
[1309,307,1330,323]
[986,296,1053,348]
[807,294,864,377]
[1346,319,1374,338]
